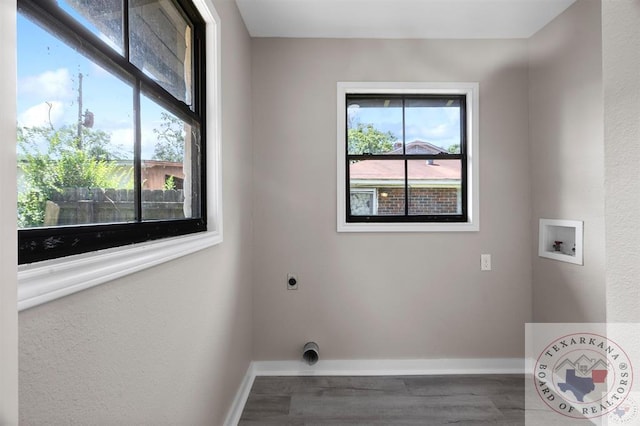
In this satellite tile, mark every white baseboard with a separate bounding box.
[525,357,536,376]
[253,358,524,376]
[223,363,256,426]
[223,358,524,425]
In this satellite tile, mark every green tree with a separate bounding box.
[82,128,124,160]
[163,175,176,190]
[153,112,185,162]
[17,125,130,227]
[448,144,460,154]
[348,123,396,154]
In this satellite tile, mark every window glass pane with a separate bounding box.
[17,14,134,228]
[58,0,124,54]
[140,94,202,220]
[405,97,462,154]
[347,97,402,155]
[408,159,462,215]
[349,160,405,216]
[130,0,193,106]
[350,190,375,216]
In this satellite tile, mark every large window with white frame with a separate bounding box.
[17,0,209,264]
[337,82,479,232]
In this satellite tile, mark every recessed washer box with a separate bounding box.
[538,219,583,265]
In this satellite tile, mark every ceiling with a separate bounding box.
[235,0,576,39]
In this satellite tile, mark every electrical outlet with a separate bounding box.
[481,254,491,271]
[287,273,298,290]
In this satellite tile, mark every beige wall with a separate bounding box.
[11,0,636,422]
[603,0,640,323]
[251,38,532,360]
[528,0,605,322]
[18,0,253,424]
[0,0,19,423]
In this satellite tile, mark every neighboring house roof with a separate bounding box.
[350,159,460,181]
[351,140,459,183]
[389,140,450,155]
[142,160,184,168]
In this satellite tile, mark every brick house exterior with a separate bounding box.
[349,140,461,216]
[375,187,459,215]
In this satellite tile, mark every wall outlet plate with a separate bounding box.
[481,254,491,271]
[287,273,298,290]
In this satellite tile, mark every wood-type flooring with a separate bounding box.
[238,375,527,425]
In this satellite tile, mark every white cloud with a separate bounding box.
[426,123,449,138]
[110,127,134,145]
[18,101,66,128]
[19,68,73,100]
[406,122,456,142]
[141,124,163,159]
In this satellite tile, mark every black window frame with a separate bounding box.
[17,0,207,265]
[345,93,467,223]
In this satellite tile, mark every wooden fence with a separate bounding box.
[46,188,186,225]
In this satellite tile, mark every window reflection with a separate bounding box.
[130,0,193,106]
[59,0,124,54]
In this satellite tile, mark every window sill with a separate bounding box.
[17,230,222,311]
[337,221,479,233]
[16,0,222,312]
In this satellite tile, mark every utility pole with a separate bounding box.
[77,72,83,149]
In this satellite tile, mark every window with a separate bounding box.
[337,82,479,232]
[17,0,208,264]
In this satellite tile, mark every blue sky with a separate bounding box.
[17,7,169,160]
[18,3,459,161]
[348,104,461,150]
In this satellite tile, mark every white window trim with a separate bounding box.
[17,0,222,311]
[337,81,479,233]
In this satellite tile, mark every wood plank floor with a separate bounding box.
[238,375,525,425]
